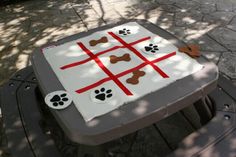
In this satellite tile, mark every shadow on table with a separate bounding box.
[0,0,226,86]
[0,0,233,156]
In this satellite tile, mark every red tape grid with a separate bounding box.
[108,32,169,78]
[76,51,176,94]
[77,42,133,96]
[60,37,151,70]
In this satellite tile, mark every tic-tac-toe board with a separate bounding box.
[31,20,218,145]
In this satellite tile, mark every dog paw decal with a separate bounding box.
[143,44,159,55]
[118,28,131,36]
[45,91,72,109]
[50,93,69,106]
[91,87,113,103]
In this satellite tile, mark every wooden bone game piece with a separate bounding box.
[126,69,146,85]
[89,36,108,46]
[178,44,201,58]
[110,53,131,64]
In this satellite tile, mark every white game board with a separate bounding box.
[42,22,203,122]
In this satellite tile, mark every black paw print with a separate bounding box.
[144,44,159,53]
[118,28,131,36]
[94,88,113,101]
[50,93,69,106]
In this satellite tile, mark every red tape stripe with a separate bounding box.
[60,58,91,70]
[77,42,133,96]
[76,51,176,94]
[108,32,169,78]
[117,51,176,78]
[60,37,151,70]
[130,37,151,45]
[76,77,111,94]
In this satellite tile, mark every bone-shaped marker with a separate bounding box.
[89,36,108,46]
[109,53,131,64]
[126,70,146,85]
[178,44,200,58]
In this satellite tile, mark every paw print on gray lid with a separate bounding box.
[50,93,69,107]
[45,91,72,109]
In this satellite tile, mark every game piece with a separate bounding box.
[89,36,108,47]
[178,44,201,58]
[44,91,72,110]
[126,69,146,85]
[118,28,131,36]
[90,87,113,103]
[109,53,131,64]
[143,43,159,55]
